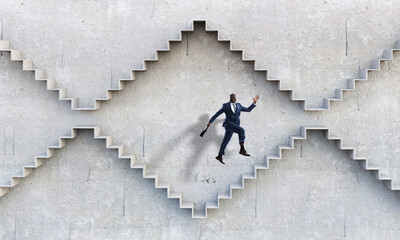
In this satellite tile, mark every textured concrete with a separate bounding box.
[0,0,400,238]
[1,132,400,239]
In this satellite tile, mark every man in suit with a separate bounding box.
[207,93,260,164]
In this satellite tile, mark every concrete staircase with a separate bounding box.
[2,20,399,110]
[0,126,198,213]
[201,126,400,218]
[0,126,398,218]
[0,20,399,218]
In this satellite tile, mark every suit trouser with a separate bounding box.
[218,122,245,155]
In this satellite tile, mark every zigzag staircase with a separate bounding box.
[1,20,400,218]
[263,41,400,110]
[1,20,399,111]
[201,126,400,218]
[0,126,398,218]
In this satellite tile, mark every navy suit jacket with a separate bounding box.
[209,102,256,127]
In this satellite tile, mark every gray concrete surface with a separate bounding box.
[1,0,400,238]
[1,131,400,239]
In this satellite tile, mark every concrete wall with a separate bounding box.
[1,0,400,239]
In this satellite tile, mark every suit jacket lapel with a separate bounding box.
[227,102,233,114]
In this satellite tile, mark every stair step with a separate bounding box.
[131,163,146,169]
[192,211,207,219]
[378,173,391,180]
[230,182,243,189]
[96,134,111,139]
[144,173,158,179]
[266,155,280,160]
[254,163,268,170]
[156,182,170,189]
[206,201,218,209]
[120,154,135,159]
[169,191,182,199]
[108,144,124,149]
[24,162,38,168]
[181,201,194,209]
[218,192,231,199]
[242,173,255,179]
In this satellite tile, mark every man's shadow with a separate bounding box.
[181,114,224,180]
[149,114,224,181]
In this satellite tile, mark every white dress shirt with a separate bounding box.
[230,102,256,113]
[230,102,237,113]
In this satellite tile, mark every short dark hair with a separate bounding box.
[230,93,235,97]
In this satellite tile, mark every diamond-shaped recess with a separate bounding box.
[1,20,399,111]
[1,21,400,218]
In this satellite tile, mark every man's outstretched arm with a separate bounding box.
[207,105,224,126]
[241,94,260,112]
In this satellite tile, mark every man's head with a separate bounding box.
[230,93,236,103]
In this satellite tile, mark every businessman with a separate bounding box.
[207,93,259,164]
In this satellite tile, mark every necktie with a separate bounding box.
[233,103,236,113]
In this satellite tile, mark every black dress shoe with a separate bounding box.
[239,148,251,156]
[216,155,225,165]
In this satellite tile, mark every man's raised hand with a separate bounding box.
[253,94,260,104]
